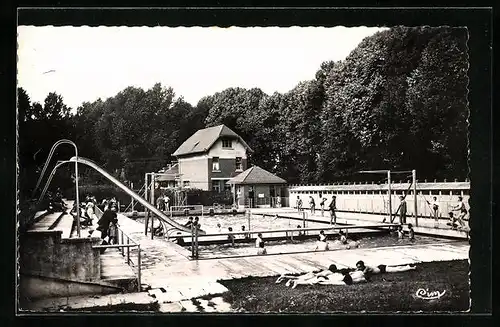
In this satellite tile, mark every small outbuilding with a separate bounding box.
[227,165,287,208]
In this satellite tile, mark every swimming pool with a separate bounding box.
[192,233,454,259]
[134,213,334,235]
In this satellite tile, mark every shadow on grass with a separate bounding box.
[219,260,470,313]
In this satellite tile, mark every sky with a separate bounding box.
[17,26,385,110]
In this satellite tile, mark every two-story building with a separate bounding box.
[169,124,253,191]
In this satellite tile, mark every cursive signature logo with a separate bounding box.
[415,288,446,300]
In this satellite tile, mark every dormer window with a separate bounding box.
[222,139,233,149]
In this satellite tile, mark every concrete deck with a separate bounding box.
[25,212,469,312]
[250,208,470,239]
[115,214,469,306]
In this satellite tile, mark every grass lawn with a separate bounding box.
[219,259,470,313]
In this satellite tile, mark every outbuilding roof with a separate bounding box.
[155,163,179,181]
[227,166,287,185]
[172,124,253,157]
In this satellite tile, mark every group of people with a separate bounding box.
[314,230,361,251]
[94,203,119,251]
[225,225,251,246]
[275,260,416,288]
[45,188,67,213]
[297,195,337,224]
[72,194,98,227]
[100,197,119,212]
[394,195,468,230]
[297,193,468,231]
[155,194,171,211]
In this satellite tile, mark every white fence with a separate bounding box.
[288,181,470,218]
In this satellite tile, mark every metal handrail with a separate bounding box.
[32,139,81,237]
[94,207,141,291]
[191,223,399,239]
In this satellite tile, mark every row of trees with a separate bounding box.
[18,26,468,199]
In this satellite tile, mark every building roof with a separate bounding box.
[226,166,287,185]
[155,163,179,181]
[172,124,253,157]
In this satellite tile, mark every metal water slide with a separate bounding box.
[68,156,203,235]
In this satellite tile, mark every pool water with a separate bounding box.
[135,214,333,234]
[193,233,451,259]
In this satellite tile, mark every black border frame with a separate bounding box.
[1,5,494,326]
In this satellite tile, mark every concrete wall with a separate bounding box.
[177,156,210,190]
[288,181,470,218]
[19,274,120,302]
[20,230,102,283]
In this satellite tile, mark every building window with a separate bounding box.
[224,182,231,192]
[212,157,220,171]
[235,157,243,171]
[222,139,232,148]
[183,181,190,188]
[212,181,221,192]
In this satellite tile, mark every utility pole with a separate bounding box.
[150,173,155,240]
[387,170,392,223]
[412,169,418,227]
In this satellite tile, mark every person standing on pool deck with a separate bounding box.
[426,196,440,222]
[309,196,316,215]
[164,195,170,211]
[296,196,303,212]
[451,196,467,227]
[319,197,327,216]
[329,196,337,225]
[397,196,407,224]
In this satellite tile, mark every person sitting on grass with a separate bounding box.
[275,264,341,285]
[277,265,366,288]
[355,260,416,281]
[316,269,368,286]
[314,230,329,251]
